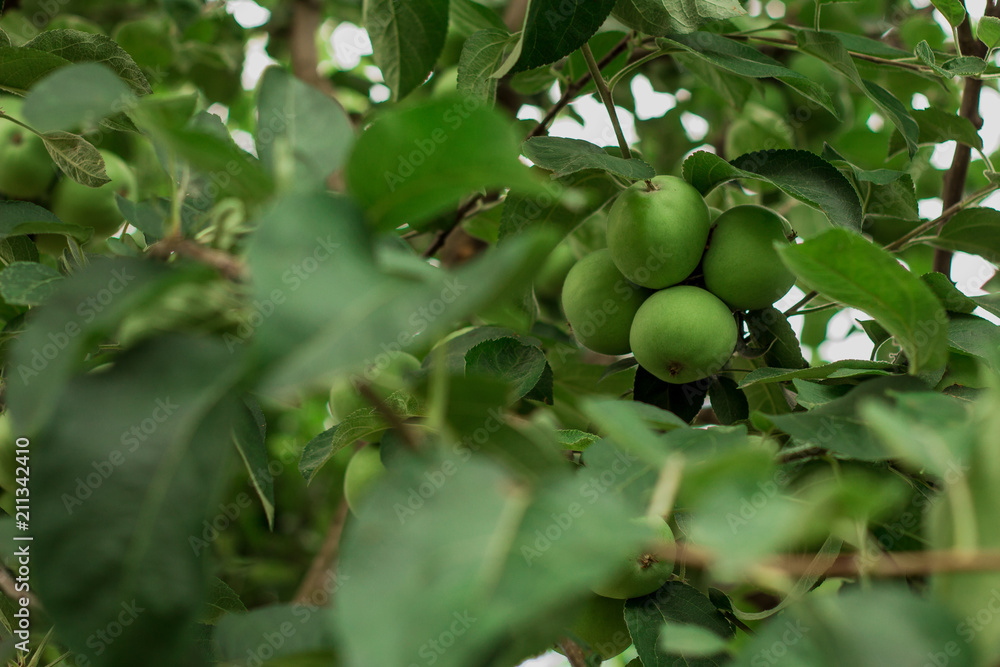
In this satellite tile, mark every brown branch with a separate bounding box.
[503,0,529,30]
[290,0,333,95]
[557,637,589,667]
[421,192,500,258]
[933,0,997,274]
[146,237,246,281]
[293,496,351,604]
[653,541,1000,578]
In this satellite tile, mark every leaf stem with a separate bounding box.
[783,290,819,317]
[581,43,631,161]
[884,184,999,252]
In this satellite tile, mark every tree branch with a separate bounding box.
[290,0,334,95]
[293,497,351,605]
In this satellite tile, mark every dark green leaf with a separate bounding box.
[450,0,507,34]
[0,201,91,242]
[232,396,275,529]
[499,0,618,75]
[199,577,246,625]
[363,0,450,100]
[465,336,548,401]
[23,29,151,95]
[739,359,898,387]
[922,272,977,314]
[708,376,748,425]
[635,365,710,424]
[932,207,1000,263]
[745,307,809,370]
[0,261,62,306]
[931,0,966,27]
[779,229,949,373]
[457,28,515,106]
[683,149,863,231]
[214,605,337,662]
[612,0,747,35]
[523,136,656,180]
[0,46,72,95]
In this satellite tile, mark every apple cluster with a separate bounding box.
[561,175,796,384]
[0,95,138,254]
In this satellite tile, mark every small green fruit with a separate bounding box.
[328,352,421,421]
[52,150,137,239]
[343,446,386,514]
[606,175,711,289]
[702,205,796,310]
[561,249,650,355]
[569,595,631,659]
[0,118,53,199]
[630,286,737,384]
[593,517,674,599]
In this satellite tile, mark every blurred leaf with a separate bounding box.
[0,46,71,95]
[523,137,656,180]
[22,62,133,133]
[256,66,354,192]
[23,29,151,95]
[364,0,449,100]
[0,261,62,306]
[32,335,243,667]
[214,605,337,662]
[345,95,541,231]
[683,150,863,231]
[450,0,508,34]
[0,201,91,242]
[232,396,274,529]
[978,16,1000,49]
[778,229,949,373]
[582,396,686,465]
[625,581,734,667]
[199,578,246,625]
[708,377,748,425]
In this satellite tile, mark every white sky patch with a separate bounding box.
[910,0,931,7]
[680,112,710,142]
[207,103,229,124]
[548,94,638,147]
[330,21,373,70]
[242,35,278,90]
[364,65,384,83]
[231,129,257,157]
[912,93,930,110]
[226,0,270,28]
[919,197,944,219]
[978,86,1000,155]
[765,0,786,19]
[548,81,562,104]
[517,104,544,122]
[746,0,763,16]
[517,653,569,667]
[930,140,956,169]
[631,74,676,121]
[819,308,875,362]
[931,10,953,40]
[966,0,988,19]
[774,286,807,339]
[866,112,885,132]
[370,83,391,103]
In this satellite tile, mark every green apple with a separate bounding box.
[630,286,737,384]
[593,517,674,599]
[560,248,650,355]
[343,446,386,514]
[51,150,137,239]
[328,352,421,422]
[568,595,631,659]
[534,242,577,301]
[606,175,711,289]
[702,205,796,311]
[0,118,53,199]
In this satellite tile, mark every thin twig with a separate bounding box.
[581,43,631,161]
[884,185,999,252]
[147,236,246,281]
[783,290,818,317]
[557,637,589,667]
[293,497,351,604]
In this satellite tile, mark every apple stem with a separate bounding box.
[580,43,632,162]
[645,179,657,191]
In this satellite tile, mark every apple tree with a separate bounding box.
[0,0,999,666]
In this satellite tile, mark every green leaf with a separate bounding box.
[498,0,618,75]
[345,94,541,231]
[708,377,748,425]
[581,397,687,465]
[792,379,852,408]
[0,261,62,306]
[23,29,151,95]
[625,581,734,667]
[922,272,978,314]
[947,313,1000,367]
[978,16,1000,49]
[256,66,355,191]
[364,0,450,100]
[199,577,246,625]
[498,170,617,243]
[232,396,275,529]
[612,0,747,36]
[522,137,656,180]
[450,0,507,35]
[779,229,949,373]
[299,392,420,482]
[0,46,72,95]
[931,207,1000,263]
[214,604,337,662]
[457,28,515,106]
[465,337,549,402]
[797,30,918,157]
[555,429,599,450]
[22,62,134,133]
[739,359,898,388]
[659,622,731,656]
[744,307,809,370]
[0,201,92,242]
[931,0,966,27]
[41,130,110,187]
[682,149,863,232]
[31,336,243,667]
[941,55,987,76]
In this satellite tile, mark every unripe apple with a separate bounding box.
[568,594,631,659]
[593,516,674,599]
[343,445,385,514]
[0,117,53,199]
[560,249,650,355]
[702,205,796,310]
[629,286,737,384]
[606,175,711,289]
[328,352,421,422]
[51,150,137,239]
